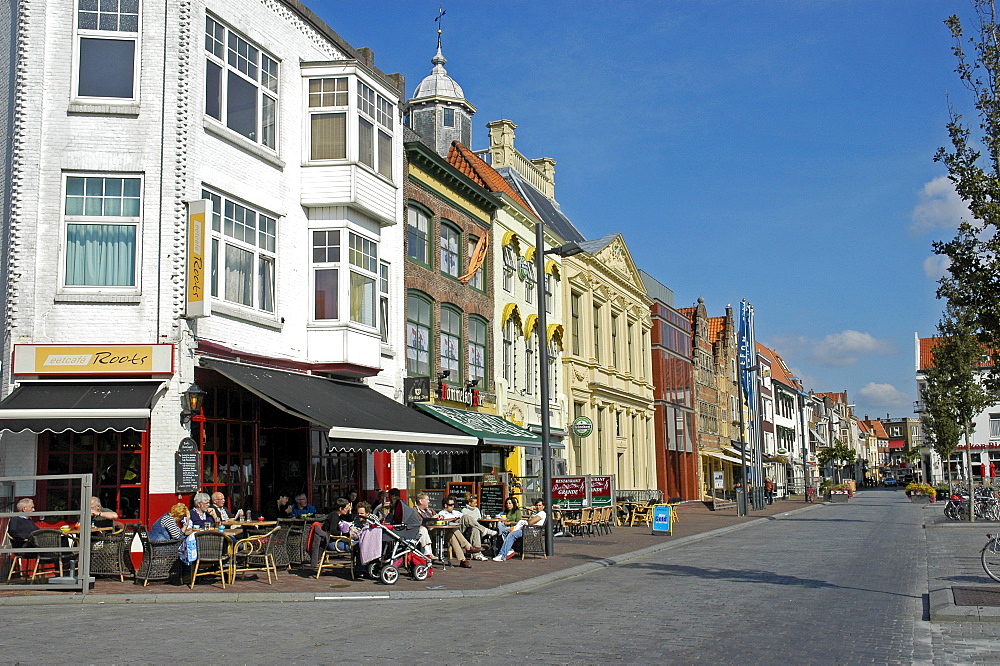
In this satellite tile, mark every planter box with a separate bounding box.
[908,494,932,504]
[828,490,849,503]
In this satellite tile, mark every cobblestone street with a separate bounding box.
[5,490,1000,663]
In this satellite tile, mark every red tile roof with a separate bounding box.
[857,419,870,435]
[918,335,994,370]
[707,317,725,343]
[815,391,848,404]
[862,419,889,439]
[676,307,696,321]
[446,142,534,212]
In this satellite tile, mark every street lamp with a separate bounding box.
[535,227,583,556]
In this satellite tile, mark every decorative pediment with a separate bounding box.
[593,236,645,289]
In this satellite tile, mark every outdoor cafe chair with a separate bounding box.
[189,531,231,589]
[90,524,137,582]
[519,525,547,559]
[315,535,355,580]
[230,526,280,584]
[134,526,183,586]
[629,503,655,527]
[278,518,307,566]
[26,529,73,581]
[269,521,292,569]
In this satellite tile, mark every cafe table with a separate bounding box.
[425,523,459,569]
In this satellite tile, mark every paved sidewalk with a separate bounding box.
[924,503,1000,622]
[0,496,817,604]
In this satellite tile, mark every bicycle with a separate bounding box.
[982,533,1000,582]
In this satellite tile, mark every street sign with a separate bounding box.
[571,416,594,438]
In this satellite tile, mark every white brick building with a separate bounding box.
[0,0,474,522]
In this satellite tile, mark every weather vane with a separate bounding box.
[435,5,446,49]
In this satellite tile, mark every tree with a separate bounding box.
[935,1,1000,391]
[816,440,856,483]
[922,303,993,518]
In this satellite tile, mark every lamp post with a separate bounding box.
[534,223,583,557]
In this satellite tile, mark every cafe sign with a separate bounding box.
[185,199,211,318]
[13,344,175,376]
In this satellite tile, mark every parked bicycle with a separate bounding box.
[982,533,1000,582]
[943,486,1000,521]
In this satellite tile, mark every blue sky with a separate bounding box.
[315,0,973,419]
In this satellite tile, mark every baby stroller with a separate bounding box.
[358,512,432,585]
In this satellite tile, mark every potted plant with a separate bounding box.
[905,482,937,503]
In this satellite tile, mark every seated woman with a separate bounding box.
[189,493,215,529]
[149,503,191,542]
[262,493,292,521]
[308,498,353,567]
[496,497,521,535]
[493,498,546,561]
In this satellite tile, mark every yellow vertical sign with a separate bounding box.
[186,199,211,318]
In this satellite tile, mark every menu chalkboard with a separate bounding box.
[175,437,199,494]
[446,482,476,509]
[479,483,506,517]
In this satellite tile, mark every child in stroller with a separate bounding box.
[357,503,432,585]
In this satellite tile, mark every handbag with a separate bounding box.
[179,534,198,564]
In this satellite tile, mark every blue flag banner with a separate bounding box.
[738,300,756,406]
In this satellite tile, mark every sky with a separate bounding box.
[311,0,975,420]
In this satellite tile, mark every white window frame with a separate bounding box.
[991,414,1000,440]
[72,0,141,104]
[205,14,279,150]
[311,229,341,321]
[60,173,143,293]
[502,243,517,293]
[357,81,394,180]
[307,76,348,161]
[348,231,379,328]
[379,262,390,344]
[202,188,277,315]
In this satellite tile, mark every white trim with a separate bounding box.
[0,409,150,419]
[327,425,476,447]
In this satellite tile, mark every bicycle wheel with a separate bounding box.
[945,502,958,520]
[983,538,1000,582]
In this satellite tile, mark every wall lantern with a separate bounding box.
[181,384,207,424]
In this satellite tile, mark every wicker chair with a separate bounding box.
[519,525,547,559]
[134,526,182,586]
[269,522,292,569]
[189,531,231,589]
[27,529,74,580]
[279,518,307,566]
[230,526,279,584]
[90,525,137,582]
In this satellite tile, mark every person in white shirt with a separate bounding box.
[434,495,482,568]
[458,495,496,560]
[493,498,546,561]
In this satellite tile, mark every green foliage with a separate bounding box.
[935,1,1000,392]
[816,441,857,466]
[905,482,937,499]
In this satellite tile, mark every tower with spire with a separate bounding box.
[406,10,476,157]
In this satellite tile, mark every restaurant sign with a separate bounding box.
[13,344,174,375]
[589,475,614,507]
[551,476,587,509]
[175,437,200,494]
[185,199,211,318]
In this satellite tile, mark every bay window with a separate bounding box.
[358,81,393,178]
[308,77,347,160]
[349,232,378,327]
[312,230,340,320]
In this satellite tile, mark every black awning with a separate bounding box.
[201,359,477,452]
[0,381,162,433]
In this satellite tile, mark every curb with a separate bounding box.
[929,587,1000,623]
[0,503,825,606]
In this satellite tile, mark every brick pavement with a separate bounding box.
[0,497,806,600]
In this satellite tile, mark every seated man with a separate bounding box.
[90,497,119,529]
[493,498,547,561]
[411,492,436,558]
[208,492,233,523]
[435,495,482,568]
[309,498,353,567]
[458,495,496,560]
[291,494,318,518]
[7,498,39,547]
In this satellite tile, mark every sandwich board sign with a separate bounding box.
[652,505,672,535]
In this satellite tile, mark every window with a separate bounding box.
[469,317,487,385]
[991,414,1000,440]
[594,304,602,361]
[312,230,340,320]
[611,313,619,367]
[503,318,516,387]
[205,16,278,149]
[571,292,581,355]
[440,306,462,381]
[467,236,485,291]
[502,243,517,292]
[379,262,390,344]
[308,77,347,160]
[349,232,378,326]
[202,188,276,312]
[75,0,139,101]
[627,321,634,374]
[357,81,394,178]
[442,108,455,127]
[407,205,431,265]
[544,272,554,314]
[407,292,432,376]
[64,175,141,288]
[525,329,535,396]
[524,255,536,304]
[548,338,560,397]
[440,223,460,278]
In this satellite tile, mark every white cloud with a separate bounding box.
[923,254,950,280]
[911,176,969,234]
[811,330,895,367]
[857,382,909,409]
